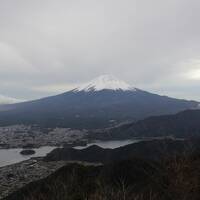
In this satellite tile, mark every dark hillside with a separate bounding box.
[92,109,200,139]
[5,154,200,200]
[44,139,200,163]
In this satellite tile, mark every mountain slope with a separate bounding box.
[94,109,200,139]
[0,75,198,129]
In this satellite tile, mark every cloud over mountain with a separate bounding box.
[0,95,23,105]
[0,0,200,100]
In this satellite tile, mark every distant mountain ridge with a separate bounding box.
[0,75,199,129]
[45,139,196,163]
[92,109,200,139]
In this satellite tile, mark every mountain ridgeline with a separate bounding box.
[44,139,199,163]
[0,75,199,129]
[91,109,200,140]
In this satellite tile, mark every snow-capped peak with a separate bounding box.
[0,95,24,105]
[74,75,137,92]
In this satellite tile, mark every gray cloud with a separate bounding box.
[0,0,200,100]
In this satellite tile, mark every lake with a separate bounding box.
[0,146,56,168]
[0,139,141,167]
[74,139,141,149]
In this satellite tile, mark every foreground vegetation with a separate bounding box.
[5,147,200,200]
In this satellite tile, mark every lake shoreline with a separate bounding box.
[0,137,184,168]
[0,139,141,168]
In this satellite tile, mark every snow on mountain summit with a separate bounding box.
[75,75,137,92]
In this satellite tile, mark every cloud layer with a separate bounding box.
[0,0,200,100]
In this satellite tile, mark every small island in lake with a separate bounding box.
[20,149,36,156]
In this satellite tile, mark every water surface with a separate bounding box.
[0,140,142,167]
[0,146,56,167]
[74,139,141,149]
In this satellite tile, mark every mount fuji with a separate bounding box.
[0,75,198,129]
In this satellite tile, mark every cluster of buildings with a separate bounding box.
[0,125,88,148]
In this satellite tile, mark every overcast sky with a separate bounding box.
[0,0,200,101]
